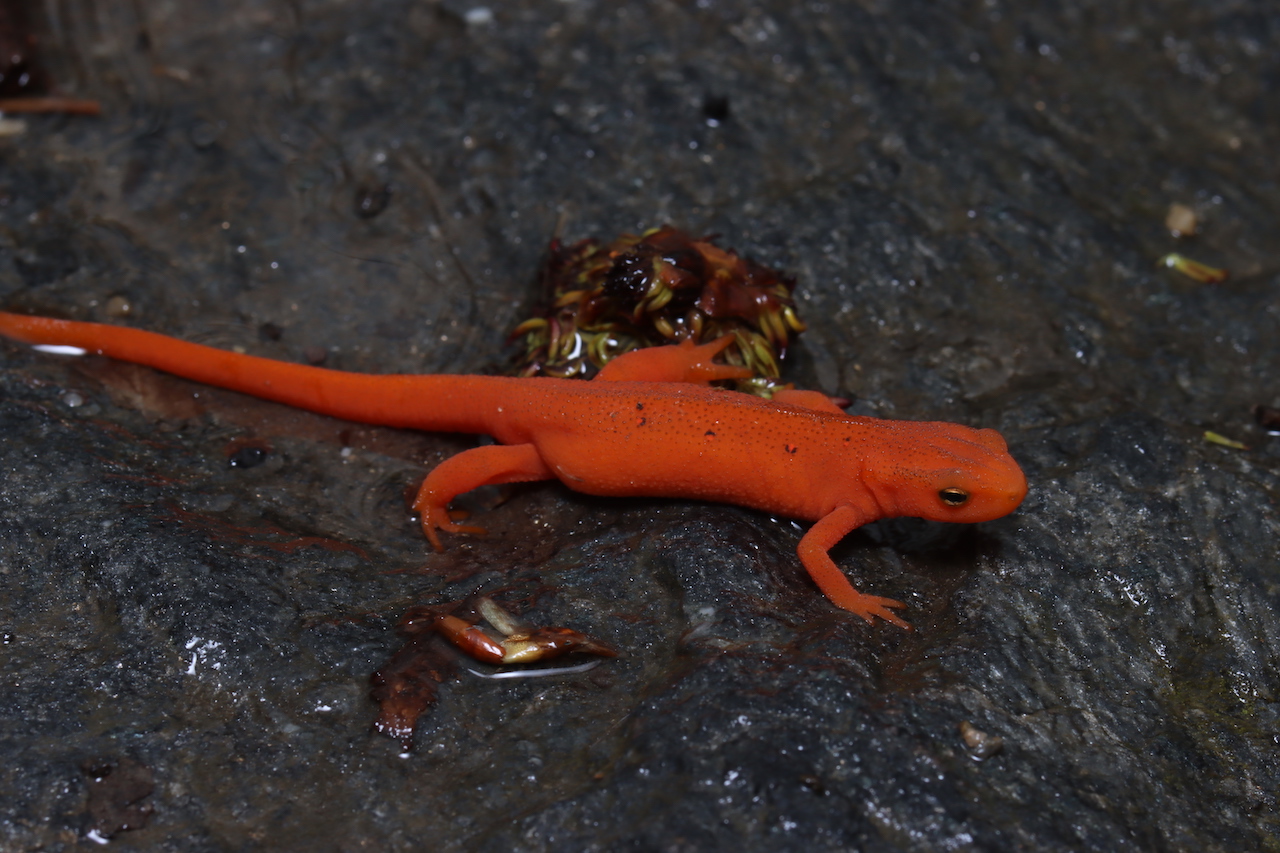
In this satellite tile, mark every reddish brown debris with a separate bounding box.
[369,597,616,750]
[1253,404,1280,432]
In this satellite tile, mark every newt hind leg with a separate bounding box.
[594,336,753,384]
[771,389,848,416]
[413,444,554,550]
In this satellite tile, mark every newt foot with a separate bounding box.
[418,506,487,551]
[843,594,911,630]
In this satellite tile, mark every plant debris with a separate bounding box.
[510,225,806,396]
[1158,253,1228,284]
[1203,430,1248,451]
[959,720,1004,761]
[1164,203,1197,238]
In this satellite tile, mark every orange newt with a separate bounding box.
[0,311,1027,628]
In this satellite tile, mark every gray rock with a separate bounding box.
[1,1,1276,850]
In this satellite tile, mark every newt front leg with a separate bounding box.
[797,504,910,629]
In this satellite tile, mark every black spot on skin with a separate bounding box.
[637,417,647,426]
[705,430,716,437]
[785,444,798,454]
[636,402,644,410]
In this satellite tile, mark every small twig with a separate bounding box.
[0,97,101,115]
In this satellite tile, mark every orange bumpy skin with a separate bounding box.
[0,313,1027,628]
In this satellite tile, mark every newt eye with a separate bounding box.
[939,487,969,506]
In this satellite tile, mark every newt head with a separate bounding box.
[859,422,1028,525]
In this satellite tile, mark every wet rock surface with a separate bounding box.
[1,1,1277,850]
